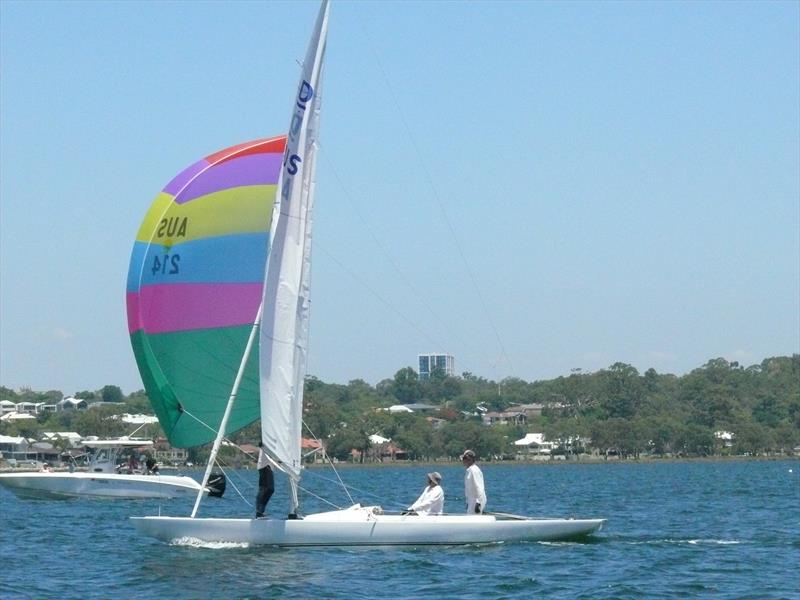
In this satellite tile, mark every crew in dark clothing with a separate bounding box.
[256,442,275,518]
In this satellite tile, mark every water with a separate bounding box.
[1,460,798,599]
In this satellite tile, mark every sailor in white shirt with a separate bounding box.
[407,472,444,516]
[461,449,487,514]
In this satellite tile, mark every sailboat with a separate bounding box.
[130,0,605,546]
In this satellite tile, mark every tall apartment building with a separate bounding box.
[418,353,455,379]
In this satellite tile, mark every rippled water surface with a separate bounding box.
[1,460,798,599]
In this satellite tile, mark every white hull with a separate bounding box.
[131,506,605,546]
[0,471,203,499]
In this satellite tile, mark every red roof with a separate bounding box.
[301,438,323,450]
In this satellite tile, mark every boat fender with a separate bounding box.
[207,472,226,498]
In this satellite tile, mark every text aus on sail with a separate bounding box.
[151,216,187,276]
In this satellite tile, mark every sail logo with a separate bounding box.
[282,80,314,201]
[156,216,188,238]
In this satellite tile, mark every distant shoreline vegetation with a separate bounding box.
[1,355,798,463]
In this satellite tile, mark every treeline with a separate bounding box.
[239,354,800,460]
[1,355,798,460]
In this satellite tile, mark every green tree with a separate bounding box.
[599,363,642,419]
[0,386,18,401]
[325,428,365,461]
[100,385,123,403]
[675,423,714,456]
[391,367,421,404]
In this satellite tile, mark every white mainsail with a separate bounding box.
[260,0,329,481]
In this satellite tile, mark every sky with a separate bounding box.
[1,0,798,395]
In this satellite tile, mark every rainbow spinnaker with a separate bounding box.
[126,136,286,448]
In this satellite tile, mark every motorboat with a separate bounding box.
[0,438,213,499]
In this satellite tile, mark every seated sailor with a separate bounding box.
[406,471,444,516]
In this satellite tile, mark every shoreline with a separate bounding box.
[303,454,797,469]
[2,454,794,474]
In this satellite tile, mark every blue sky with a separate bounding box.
[1,0,798,394]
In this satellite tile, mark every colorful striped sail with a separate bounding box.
[127,136,286,448]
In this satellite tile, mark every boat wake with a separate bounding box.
[168,537,250,550]
[686,539,741,545]
[603,535,742,546]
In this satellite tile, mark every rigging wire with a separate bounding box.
[208,458,254,509]
[302,419,356,506]
[318,147,483,373]
[181,385,411,512]
[358,17,515,376]
[295,484,343,511]
[179,409,367,510]
[300,467,408,511]
[315,243,456,361]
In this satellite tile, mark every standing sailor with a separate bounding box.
[255,441,275,518]
[461,449,486,514]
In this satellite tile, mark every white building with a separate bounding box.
[418,353,455,379]
[42,432,83,447]
[0,435,34,462]
[0,412,36,422]
[514,433,555,456]
[56,397,88,412]
[715,430,735,448]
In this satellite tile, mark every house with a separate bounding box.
[426,416,446,430]
[482,410,527,426]
[301,438,325,463]
[402,403,438,413]
[353,438,407,462]
[365,434,391,462]
[0,412,36,422]
[0,400,17,415]
[152,437,188,465]
[506,403,546,418]
[514,433,555,457]
[56,397,87,412]
[715,431,735,448]
[42,432,83,447]
[29,441,62,463]
[0,435,34,462]
[382,404,438,413]
[383,405,413,413]
[15,401,41,415]
[383,443,407,460]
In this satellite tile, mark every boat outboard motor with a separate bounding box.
[206,472,226,498]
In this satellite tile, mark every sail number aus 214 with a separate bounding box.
[151,216,188,275]
[151,254,180,276]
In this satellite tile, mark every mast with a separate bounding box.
[260,0,329,513]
